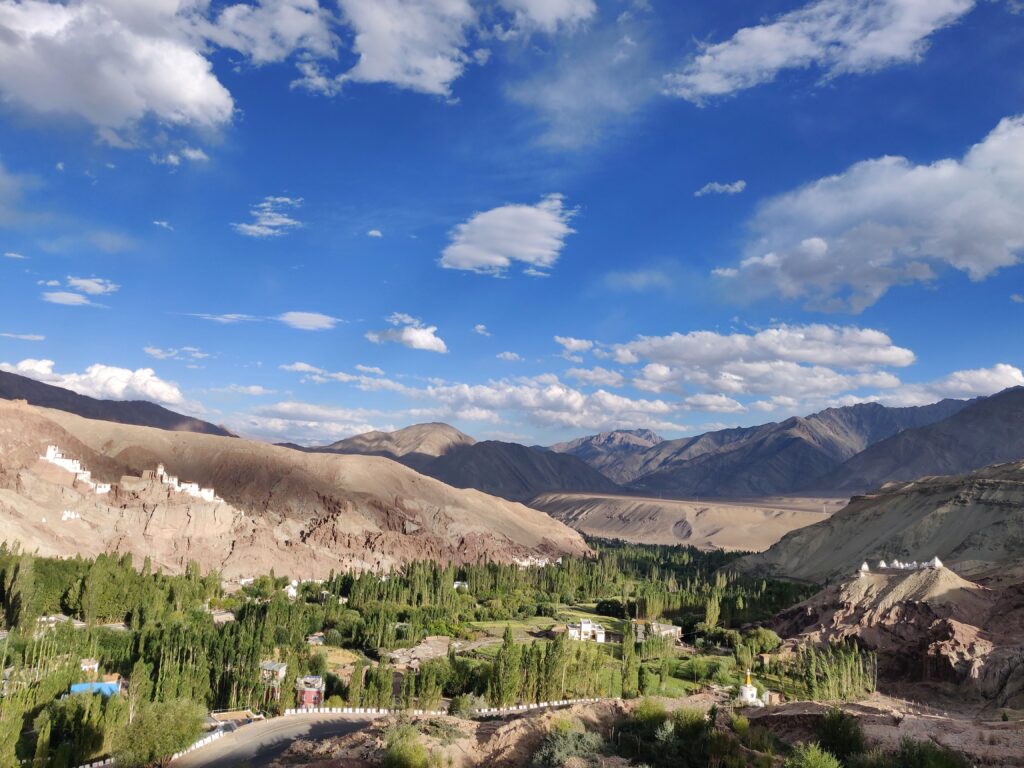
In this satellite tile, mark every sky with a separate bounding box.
[1,0,1023,446]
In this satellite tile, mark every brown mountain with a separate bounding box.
[301,424,621,503]
[731,459,1024,585]
[548,429,663,484]
[0,369,232,437]
[0,400,589,577]
[815,387,1024,493]
[625,399,969,497]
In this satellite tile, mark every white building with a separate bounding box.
[566,618,606,643]
[154,463,222,503]
[41,446,107,494]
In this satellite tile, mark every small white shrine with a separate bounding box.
[737,669,764,707]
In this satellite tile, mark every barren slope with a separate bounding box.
[732,460,1024,585]
[0,400,588,577]
[532,492,839,551]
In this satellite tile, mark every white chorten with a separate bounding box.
[737,669,763,707]
[860,561,870,572]
[929,556,943,569]
[877,560,888,569]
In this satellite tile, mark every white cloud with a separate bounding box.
[718,116,1024,311]
[367,228,383,237]
[682,393,746,413]
[153,220,174,231]
[355,364,385,375]
[554,336,593,353]
[144,346,208,361]
[366,312,448,353]
[665,0,976,102]
[277,311,339,331]
[473,323,491,336]
[210,384,276,396]
[0,0,234,131]
[235,400,383,443]
[66,276,119,295]
[3,251,25,259]
[695,179,746,197]
[506,18,658,148]
[496,351,523,362]
[440,194,576,276]
[1012,294,1024,304]
[189,312,260,324]
[879,363,1024,407]
[0,332,44,341]
[202,0,337,65]
[42,291,96,307]
[233,195,303,238]
[180,146,209,161]
[565,366,625,388]
[498,0,596,33]
[326,0,477,96]
[0,358,186,405]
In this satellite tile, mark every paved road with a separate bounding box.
[174,714,375,768]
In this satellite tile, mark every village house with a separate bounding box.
[260,661,288,700]
[79,658,99,676]
[566,618,606,643]
[295,675,325,708]
[633,620,682,643]
[306,632,326,646]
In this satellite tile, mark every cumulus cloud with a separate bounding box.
[355,364,384,375]
[277,311,339,331]
[617,323,914,405]
[473,323,491,336]
[554,336,594,360]
[716,116,1024,311]
[0,0,233,132]
[232,196,303,238]
[367,228,383,237]
[3,251,25,259]
[682,393,746,413]
[496,351,523,361]
[695,179,746,197]
[66,276,119,295]
[440,194,576,277]
[878,363,1024,407]
[498,0,596,33]
[308,0,477,97]
[565,366,625,388]
[366,312,448,353]
[665,0,976,102]
[232,400,383,444]
[201,0,337,65]
[0,358,185,405]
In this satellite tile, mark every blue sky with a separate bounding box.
[1,0,1023,445]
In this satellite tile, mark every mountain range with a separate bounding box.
[295,424,619,502]
[0,369,232,437]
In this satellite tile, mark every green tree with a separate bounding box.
[113,699,205,768]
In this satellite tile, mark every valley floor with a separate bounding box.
[532,493,847,551]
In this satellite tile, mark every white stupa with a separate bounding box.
[928,556,944,569]
[877,560,888,569]
[737,669,764,707]
[860,561,870,572]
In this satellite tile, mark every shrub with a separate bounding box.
[530,720,603,768]
[633,698,668,728]
[817,709,865,761]
[729,713,750,738]
[383,724,430,768]
[892,738,971,768]
[783,742,842,768]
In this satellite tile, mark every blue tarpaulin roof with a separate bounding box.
[70,682,120,697]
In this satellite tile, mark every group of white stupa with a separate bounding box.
[858,556,943,576]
